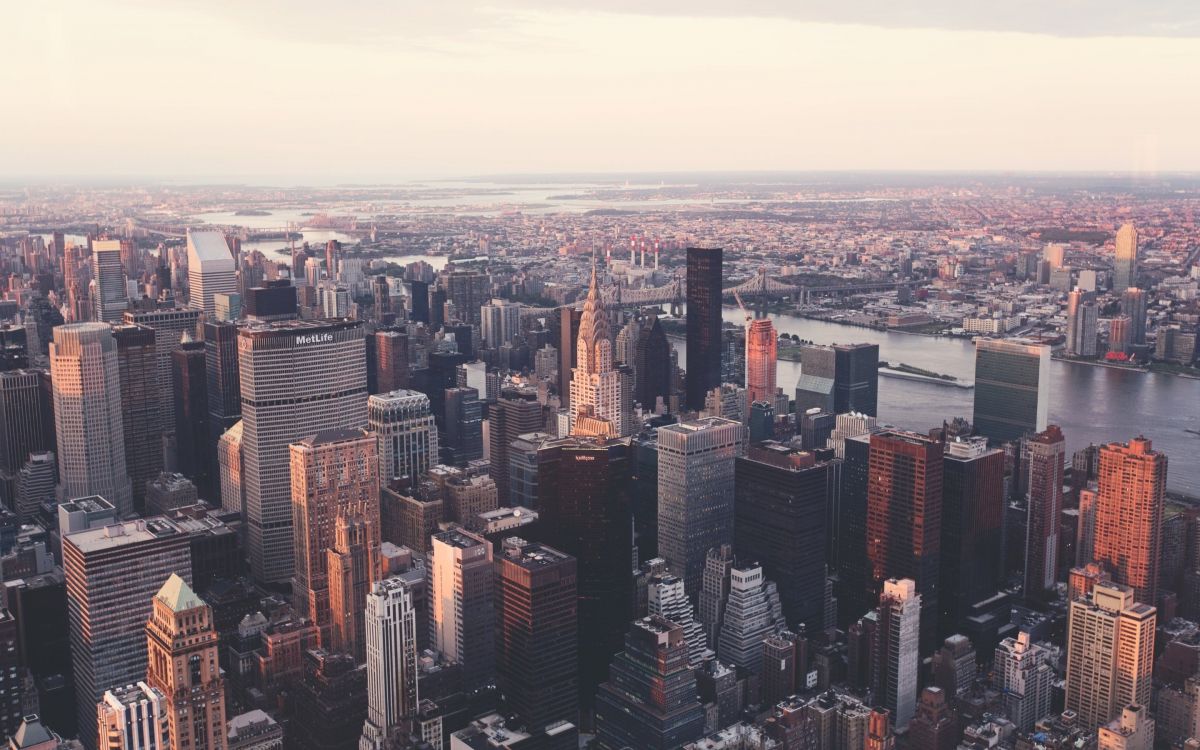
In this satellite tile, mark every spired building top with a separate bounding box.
[154,573,204,614]
[569,263,625,438]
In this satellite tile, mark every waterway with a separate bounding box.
[669,306,1200,497]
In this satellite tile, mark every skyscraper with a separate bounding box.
[50,323,133,516]
[63,518,192,750]
[633,316,672,412]
[1065,288,1099,357]
[92,240,129,323]
[873,579,920,729]
[715,562,784,673]
[794,343,880,417]
[488,384,544,503]
[645,569,708,667]
[187,231,238,318]
[866,431,941,653]
[290,428,380,646]
[430,528,495,690]
[1121,287,1148,347]
[555,306,582,411]
[441,386,482,465]
[994,631,1054,732]
[735,441,831,630]
[203,320,241,456]
[97,683,168,750]
[0,369,53,507]
[368,390,437,486]
[123,308,202,433]
[939,436,1005,634]
[171,333,211,495]
[239,320,367,583]
[657,417,744,598]
[480,298,522,349]
[594,616,705,750]
[1113,222,1138,292]
[972,338,1049,445]
[1092,437,1166,606]
[1024,426,1065,600]
[144,575,227,750]
[835,433,873,625]
[569,267,625,438]
[373,329,409,394]
[685,247,723,411]
[1065,580,1155,729]
[112,325,162,514]
[360,577,419,750]
[495,538,579,749]
[442,269,489,326]
[327,511,378,662]
[744,317,777,408]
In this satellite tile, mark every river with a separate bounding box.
[670,306,1200,497]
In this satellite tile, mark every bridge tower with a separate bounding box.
[669,278,683,317]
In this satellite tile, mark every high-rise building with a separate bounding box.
[50,323,133,517]
[716,562,784,673]
[480,298,522,349]
[430,528,495,690]
[442,269,488,326]
[373,329,409,394]
[1113,222,1138,292]
[112,325,162,513]
[794,343,879,417]
[488,385,544,503]
[633,316,672,413]
[495,539,579,748]
[368,390,437,486]
[0,369,53,508]
[972,338,1049,445]
[657,417,744,598]
[535,435,635,719]
[1024,426,1065,599]
[866,431,941,652]
[645,569,707,667]
[1092,437,1166,606]
[187,231,238,318]
[1065,580,1155,729]
[1065,289,1099,357]
[594,616,705,750]
[144,575,227,750]
[873,579,920,729]
[16,451,56,523]
[939,436,1004,635]
[63,518,192,750]
[735,441,831,630]
[698,544,734,647]
[360,577,420,750]
[217,421,243,515]
[834,433,873,624]
[171,333,211,495]
[92,240,129,324]
[97,683,168,750]
[327,512,378,661]
[685,247,723,411]
[239,320,367,583]
[555,307,582,411]
[744,317,777,408]
[1108,315,1132,355]
[569,267,625,438]
[290,428,380,646]
[123,308,203,433]
[994,631,1054,732]
[203,321,240,454]
[1121,288,1148,347]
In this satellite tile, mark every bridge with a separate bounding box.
[520,271,902,318]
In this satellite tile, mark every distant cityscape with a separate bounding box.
[0,172,1196,750]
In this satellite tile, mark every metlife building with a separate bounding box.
[238,319,368,583]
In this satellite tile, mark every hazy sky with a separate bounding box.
[5,1,1200,181]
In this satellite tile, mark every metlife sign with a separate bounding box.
[295,333,335,346]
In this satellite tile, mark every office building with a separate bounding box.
[239,320,367,583]
[1065,289,1099,357]
[227,711,283,750]
[360,577,420,750]
[92,240,129,324]
[442,269,488,326]
[699,545,734,647]
[735,441,832,630]
[645,566,708,667]
[430,529,495,690]
[16,451,56,524]
[204,321,240,453]
[716,563,784,673]
[1065,581,1155,729]
[63,518,192,750]
[1109,315,1132,355]
[657,417,744,599]
[144,473,198,517]
[794,343,880,417]
[554,307,582,411]
[866,431,941,652]
[373,329,409,394]
[290,428,380,646]
[481,298,522,349]
[994,632,1054,732]
[368,390,437,486]
[594,616,705,750]
[496,539,579,748]
[874,579,920,729]
[1113,222,1138,292]
[744,317,777,408]
[217,421,243,515]
[939,436,1004,634]
[1092,437,1166,606]
[685,247,723,410]
[488,385,543,503]
[1121,288,1147,347]
[144,575,227,750]
[906,688,957,750]
[123,308,203,433]
[1024,426,1065,599]
[50,323,133,517]
[633,316,672,412]
[569,267,625,438]
[112,325,162,513]
[96,683,168,750]
[243,281,298,323]
[187,231,238,318]
[0,370,52,508]
[327,512,377,661]
[213,292,240,322]
[171,333,211,494]
[440,386,482,466]
[972,338,1049,445]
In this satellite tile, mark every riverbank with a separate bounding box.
[879,367,974,388]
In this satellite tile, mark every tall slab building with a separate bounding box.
[187,231,238,318]
[685,247,723,411]
[972,338,1049,445]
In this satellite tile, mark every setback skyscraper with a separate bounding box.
[744,317,777,408]
[92,240,129,324]
[360,577,419,750]
[187,231,238,318]
[685,247,723,411]
[569,267,625,438]
[368,390,438,486]
[972,338,1049,445]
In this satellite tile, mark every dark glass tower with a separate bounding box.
[794,343,879,417]
[972,339,1048,445]
[685,247,723,411]
[554,306,582,410]
[172,334,212,496]
[939,436,1005,636]
[835,434,872,626]
[634,316,672,412]
[112,323,163,514]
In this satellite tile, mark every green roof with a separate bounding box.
[155,574,203,613]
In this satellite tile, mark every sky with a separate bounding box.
[4,1,1200,182]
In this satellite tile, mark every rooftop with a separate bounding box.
[64,518,183,554]
[187,230,234,263]
[155,573,204,613]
